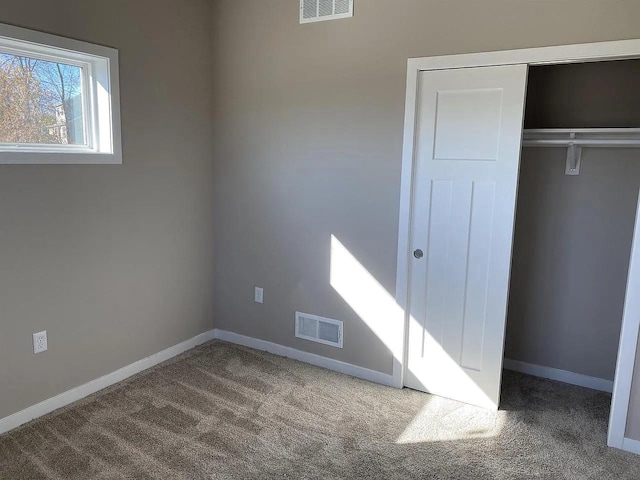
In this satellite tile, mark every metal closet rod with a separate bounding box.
[521,128,640,176]
[522,128,640,148]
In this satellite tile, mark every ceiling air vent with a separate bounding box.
[295,312,343,348]
[300,0,354,24]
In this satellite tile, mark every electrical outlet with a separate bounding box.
[33,331,48,354]
[254,287,264,304]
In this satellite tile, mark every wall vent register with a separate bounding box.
[295,312,343,348]
[300,0,353,24]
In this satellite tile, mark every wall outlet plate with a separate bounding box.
[254,287,264,304]
[33,331,48,354]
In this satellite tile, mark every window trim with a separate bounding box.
[0,23,122,164]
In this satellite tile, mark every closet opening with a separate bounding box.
[503,59,640,437]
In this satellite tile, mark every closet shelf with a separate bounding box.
[521,128,640,176]
[522,128,640,148]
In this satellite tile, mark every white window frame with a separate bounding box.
[0,23,121,164]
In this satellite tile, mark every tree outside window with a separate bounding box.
[0,53,84,145]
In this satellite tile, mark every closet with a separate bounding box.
[504,59,640,390]
[399,42,640,452]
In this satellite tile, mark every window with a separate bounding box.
[0,23,121,164]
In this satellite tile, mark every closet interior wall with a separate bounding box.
[504,60,640,382]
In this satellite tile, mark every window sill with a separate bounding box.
[0,151,122,165]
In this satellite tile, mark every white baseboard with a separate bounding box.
[0,329,217,436]
[622,437,640,454]
[0,328,395,437]
[503,358,614,393]
[213,329,395,387]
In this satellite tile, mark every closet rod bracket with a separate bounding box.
[565,134,581,176]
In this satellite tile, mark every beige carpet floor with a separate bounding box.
[1,341,640,479]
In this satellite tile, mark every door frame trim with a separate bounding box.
[394,38,640,451]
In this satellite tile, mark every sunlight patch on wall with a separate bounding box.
[330,234,499,408]
[330,235,404,363]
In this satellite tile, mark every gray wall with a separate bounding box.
[0,0,215,420]
[505,148,640,381]
[211,0,640,375]
[210,0,640,439]
[525,60,640,129]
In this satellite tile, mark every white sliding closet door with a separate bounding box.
[405,64,528,409]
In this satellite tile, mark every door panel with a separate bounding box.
[405,64,528,409]
[433,89,504,161]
